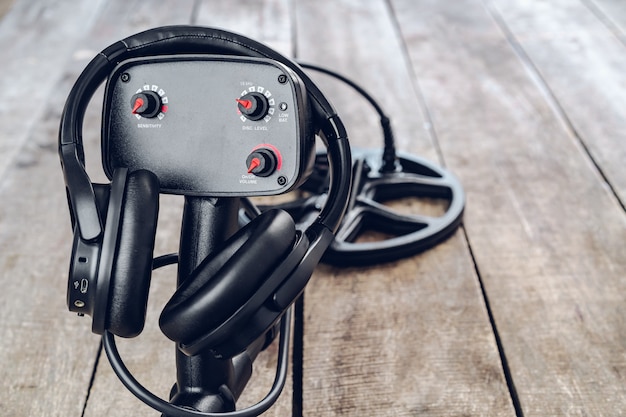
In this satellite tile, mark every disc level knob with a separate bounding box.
[237,92,269,121]
[131,91,162,118]
[246,148,278,177]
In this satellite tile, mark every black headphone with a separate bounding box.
[59,26,351,360]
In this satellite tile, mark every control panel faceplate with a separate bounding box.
[102,55,312,196]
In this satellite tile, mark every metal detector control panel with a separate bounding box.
[102,55,312,196]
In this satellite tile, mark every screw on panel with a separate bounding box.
[277,74,287,84]
[121,73,131,83]
[277,176,287,186]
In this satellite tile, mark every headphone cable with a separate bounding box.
[102,259,292,417]
[298,62,399,173]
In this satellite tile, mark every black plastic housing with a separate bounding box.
[102,55,314,197]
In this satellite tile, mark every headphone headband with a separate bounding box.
[61,26,353,416]
[59,25,351,239]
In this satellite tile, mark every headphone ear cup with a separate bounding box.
[159,209,295,345]
[106,169,159,338]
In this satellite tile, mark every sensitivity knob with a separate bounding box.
[236,92,269,121]
[131,91,162,118]
[246,148,278,177]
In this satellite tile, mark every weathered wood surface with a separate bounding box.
[588,0,626,43]
[0,0,624,416]
[0,0,106,184]
[295,1,512,415]
[391,0,626,415]
[488,0,626,206]
[81,2,295,416]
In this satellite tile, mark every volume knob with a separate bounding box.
[246,148,278,177]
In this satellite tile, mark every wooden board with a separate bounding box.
[194,0,293,57]
[586,0,626,42]
[0,1,192,417]
[295,0,514,415]
[391,0,626,415]
[79,1,297,416]
[167,2,296,415]
[487,0,626,206]
[0,0,107,185]
[0,0,14,19]
[1,0,625,416]
[0,3,115,416]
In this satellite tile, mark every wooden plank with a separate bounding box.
[0,152,98,417]
[586,0,626,42]
[488,0,626,206]
[0,1,297,415]
[190,2,296,414]
[0,2,111,416]
[195,0,293,56]
[295,0,438,161]
[3,1,624,416]
[295,0,515,415]
[65,3,211,416]
[80,1,297,416]
[0,0,15,18]
[0,1,193,416]
[0,0,107,182]
[391,0,626,415]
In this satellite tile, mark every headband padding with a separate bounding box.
[159,209,296,345]
[107,170,159,338]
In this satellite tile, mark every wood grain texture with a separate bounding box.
[2,0,625,416]
[587,0,626,43]
[195,0,293,57]
[295,0,438,160]
[392,0,626,414]
[487,0,626,206]
[178,2,297,415]
[295,0,514,415]
[82,1,297,416]
[70,2,205,417]
[0,1,195,416]
[0,2,110,416]
[0,0,107,187]
[0,132,97,417]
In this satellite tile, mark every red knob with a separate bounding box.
[246,148,278,177]
[236,92,269,121]
[130,91,162,118]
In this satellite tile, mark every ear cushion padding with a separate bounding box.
[159,209,295,345]
[107,170,159,338]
